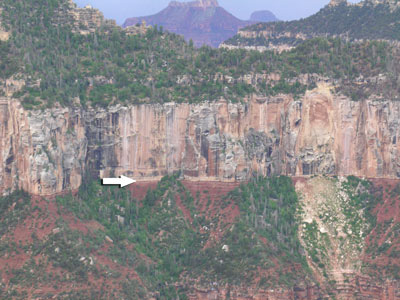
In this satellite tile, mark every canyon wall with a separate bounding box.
[187,279,400,300]
[1,84,400,195]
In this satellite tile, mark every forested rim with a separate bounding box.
[0,0,399,109]
[229,2,400,46]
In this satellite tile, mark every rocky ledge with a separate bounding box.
[1,84,400,195]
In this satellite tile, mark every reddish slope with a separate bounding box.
[2,179,400,299]
[364,179,400,286]
[0,180,241,299]
[0,195,143,299]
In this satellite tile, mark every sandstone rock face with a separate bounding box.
[186,279,400,300]
[0,99,87,195]
[328,0,348,7]
[2,84,400,195]
[61,0,116,35]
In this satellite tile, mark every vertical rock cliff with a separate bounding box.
[0,99,87,195]
[2,84,400,195]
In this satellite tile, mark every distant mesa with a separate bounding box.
[168,0,219,8]
[250,10,279,23]
[122,0,277,48]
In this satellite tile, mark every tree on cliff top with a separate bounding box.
[0,0,398,108]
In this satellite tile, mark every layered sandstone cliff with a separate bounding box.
[53,0,116,35]
[1,84,400,195]
[187,279,400,300]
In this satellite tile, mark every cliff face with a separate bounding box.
[2,84,400,195]
[53,0,116,35]
[0,99,87,195]
[187,280,400,299]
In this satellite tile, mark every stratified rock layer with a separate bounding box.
[1,84,400,195]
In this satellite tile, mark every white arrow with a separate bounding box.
[102,175,136,188]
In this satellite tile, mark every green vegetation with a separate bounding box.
[0,190,31,235]
[219,176,310,285]
[54,174,312,296]
[57,173,209,298]
[302,221,330,267]
[342,176,380,233]
[363,182,400,281]
[0,189,146,299]
[228,176,304,261]
[1,176,400,297]
[0,41,18,81]
[0,0,398,108]
[295,176,384,288]
[228,2,400,47]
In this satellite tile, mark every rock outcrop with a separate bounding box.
[328,0,348,7]
[60,0,116,35]
[2,84,400,195]
[187,279,400,299]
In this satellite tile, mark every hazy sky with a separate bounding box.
[74,0,361,25]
